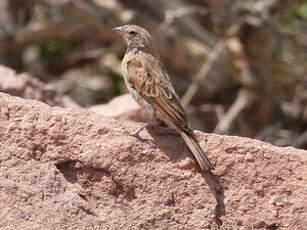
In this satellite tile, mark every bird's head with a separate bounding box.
[113,25,153,48]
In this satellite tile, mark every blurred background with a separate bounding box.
[0,0,306,149]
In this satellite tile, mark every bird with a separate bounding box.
[113,24,213,171]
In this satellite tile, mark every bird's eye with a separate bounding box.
[128,31,137,35]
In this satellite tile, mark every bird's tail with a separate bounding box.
[180,131,213,171]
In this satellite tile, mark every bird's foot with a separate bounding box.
[122,123,154,139]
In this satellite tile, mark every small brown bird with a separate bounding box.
[113,25,213,171]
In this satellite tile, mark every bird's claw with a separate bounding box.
[121,124,147,140]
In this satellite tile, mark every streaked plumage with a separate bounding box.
[114,25,213,171]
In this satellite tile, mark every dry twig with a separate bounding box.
[181,23,242,107]
[214,89,251,134]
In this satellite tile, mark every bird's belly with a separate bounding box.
[127,85,155,119]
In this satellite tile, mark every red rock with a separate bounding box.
[89,93,148,122]
[0,65,79,108]
[0,92,306,230]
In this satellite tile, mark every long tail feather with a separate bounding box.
[180,131,213,171]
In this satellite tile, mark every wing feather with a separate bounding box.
[126,55,190,131]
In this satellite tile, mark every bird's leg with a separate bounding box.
[129,123,148,136]
[124,115,163,137]
[148,115,164,130]
[122,122,154,140]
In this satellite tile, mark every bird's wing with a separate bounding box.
[126,55,190,131]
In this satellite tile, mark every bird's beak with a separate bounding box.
[112,26,124,34]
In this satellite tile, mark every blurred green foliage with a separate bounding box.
[40,41,73,59]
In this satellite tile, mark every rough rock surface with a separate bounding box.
[0,92,307,230]
[0,65,79,108]
[89,93,149,124]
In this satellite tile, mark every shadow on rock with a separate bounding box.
[145,124,226,226]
